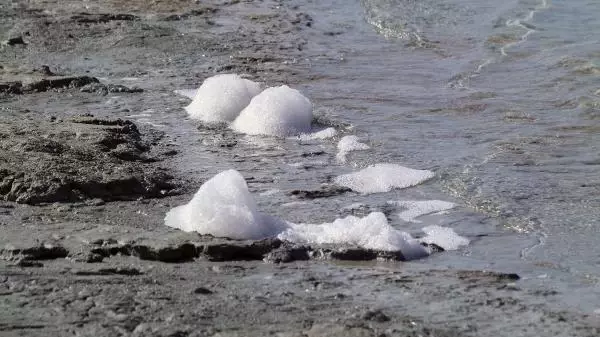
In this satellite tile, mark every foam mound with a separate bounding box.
[185,74,261,123]
[336,135,370,163]
[390,200,456,223]
[278,212,429,259]
[231,85,313,137]
[334,163,434,194]
[165,170,464,260]
[164,169,284,240]
[420,225,470,250]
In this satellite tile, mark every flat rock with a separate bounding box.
[80,83,143,95]
[0,115,177,204]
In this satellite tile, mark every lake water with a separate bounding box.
[153,0,600,313]
[295,0,600,312]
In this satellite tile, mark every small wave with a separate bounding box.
[448,0,549,89]
[499,0,548,57]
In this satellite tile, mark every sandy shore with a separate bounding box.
[1,1,599,336]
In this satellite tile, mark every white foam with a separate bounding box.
[334,163,434,194]
[185,74,261,123]
[164,170,284,240]
[420,225,470,250]
[298,127,337,141]
[165,170,458,260]
[174,89,198,99]
[278,212,428,258]
[336,135,370,163]
[389,200,456,223]
[231,85,313,137]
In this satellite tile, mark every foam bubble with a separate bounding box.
[336,135,370,163]
[389,200,456,223]
[420,225,470,250]
[185,74,261,123]
[334,163,434,194]
[278,212,429,258]
[164,170,285,240]
[231,85,313,137]
[298,127,337,141]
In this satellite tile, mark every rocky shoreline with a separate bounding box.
[1,0,599,336]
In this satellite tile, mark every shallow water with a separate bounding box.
[129,0,599,312]
[300,0,600,312]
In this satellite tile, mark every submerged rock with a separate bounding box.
[289,185,352,199]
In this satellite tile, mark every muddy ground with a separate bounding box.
[1,0,599,336]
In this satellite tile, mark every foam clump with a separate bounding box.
[334,163,434,194]
[164,169,285,240]
[336,135,370,163]
[277,212,429,259]
[389,200,456,223]
[298,127,337,141]
[231,85,313,137]
[174,89,197,99]
[185,74,261,123]
[420,225,470,250]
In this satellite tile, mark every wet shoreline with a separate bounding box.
[1,0,599,336]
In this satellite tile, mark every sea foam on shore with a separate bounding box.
[165,169,466,258]
[179,75,314,137]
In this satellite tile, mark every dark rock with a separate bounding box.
[132,243,200,263]
[22,76,99,92]
[456,270,521,284]
[1,244,68,265]
[0,82,23,95]
[80,83,143,95]
[91,242,200,263]
[202,238,282,261]
[4,36,26,46]
[90,244,130,258]
[322,248,406,261]
[85,252,105,263]
[300,150,325,157]
[71,13,139,24]
[289,186,352,199]
[10,244,69,260]
[39,66,55,76]
[264,244,310,263]
[362,309,390,322]
[193,287,213,295]
[497,273,520,281]
[73,267,143,276]
[68,251,105,263]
